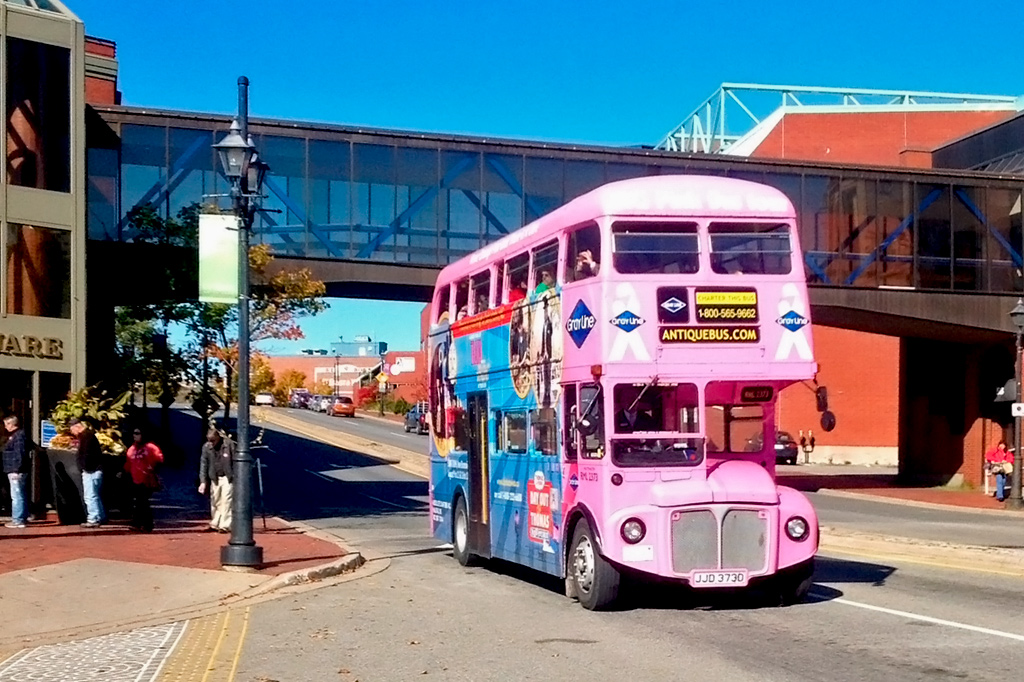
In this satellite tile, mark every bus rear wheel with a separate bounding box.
[570,519,620,610]
[452,496,474,566]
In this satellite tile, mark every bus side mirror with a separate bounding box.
[578,416,598,437]
[815,387,828,412]
[820,410,836,432]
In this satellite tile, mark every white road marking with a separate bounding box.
[815,593,1024,643]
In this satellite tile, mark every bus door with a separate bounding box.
[466,392,491,557]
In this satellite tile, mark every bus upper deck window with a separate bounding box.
[434,285,451,323]
[506,253,529,303]
[532,239,559,294]
[566,222,601,282]
[612,222,700,275]
[470,270,491,314]
[709,222,792,275]
[454,279,470,320]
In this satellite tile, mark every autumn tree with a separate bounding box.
[193,243,328,421]
[273,369,307,405]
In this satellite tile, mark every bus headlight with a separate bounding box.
[785,516,809,541]
[621,518,646,544]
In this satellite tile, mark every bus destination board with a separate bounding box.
[740,386,774,402]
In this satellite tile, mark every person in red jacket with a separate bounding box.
[124,427,163,532]
[985,441,1013,502]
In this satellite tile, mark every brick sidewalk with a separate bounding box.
[0,514,345,576]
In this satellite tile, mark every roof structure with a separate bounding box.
[3,0,78,17]
[655,83,1021,156]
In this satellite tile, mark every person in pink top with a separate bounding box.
[985,441,1013,502]
[124,427,163,532]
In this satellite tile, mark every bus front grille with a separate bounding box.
[670,510,718,573]
[670,508,769,575]
[721,509,768,573]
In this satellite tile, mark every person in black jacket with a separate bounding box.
[2,415,30,528]
[70,418,105,527]
[198,427,235,533]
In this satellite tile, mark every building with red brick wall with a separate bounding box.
[744,110,1012,167]
[709,90,1021,473]
[262,355,379,397]
[776,327,900,465]
[382,351,427,404]
[84,36,119,105]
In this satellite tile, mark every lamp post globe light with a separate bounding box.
[1008,298,1024,509]
[212,76,266,569]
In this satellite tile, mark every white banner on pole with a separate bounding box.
[199,213,240,304]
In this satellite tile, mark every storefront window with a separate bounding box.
[6,224,71,319]
[6,38,71,193]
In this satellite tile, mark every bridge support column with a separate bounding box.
[899,337,1010,488]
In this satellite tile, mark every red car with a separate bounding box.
[331,396,356,417]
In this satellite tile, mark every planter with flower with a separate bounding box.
[47,387,131,524]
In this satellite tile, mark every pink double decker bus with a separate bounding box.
[427,175,820,610]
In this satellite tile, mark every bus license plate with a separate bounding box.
[690,570,748,588]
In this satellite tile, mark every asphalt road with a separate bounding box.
[232,419,1024,682]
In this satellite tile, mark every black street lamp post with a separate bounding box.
[1008,298,1024,509]
[379,349,387,417]
[212,76,269,569]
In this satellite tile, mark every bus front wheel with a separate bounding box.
[452,496,474,566]
[776,558,814,606]
[570,519,620,610]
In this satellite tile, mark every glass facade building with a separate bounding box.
[89,107,1024,297]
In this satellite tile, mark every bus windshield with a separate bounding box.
[612,222,700,275]
[611,383,703,467]
[708,222,792,275]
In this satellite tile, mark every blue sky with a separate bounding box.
[71,0,1024,352]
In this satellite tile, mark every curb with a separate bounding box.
[820,525,1024,577]
[246,517,366,593]
[255,409,429,479]
[817,488,1021,517]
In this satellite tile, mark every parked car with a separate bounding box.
[289,389,310,409]
[775,431,799,465]
[254,393,274,406]
[308,395,328,412]
[331,396,356,417]
[404,401,429,434]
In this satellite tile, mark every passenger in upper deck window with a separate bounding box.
[457,306,468,320]
[475,293,489,314]
[509,279,527,303]
[573,250,599,280]
[535,270,554,294]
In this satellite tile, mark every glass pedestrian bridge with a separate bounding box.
[87,106,1024,295]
